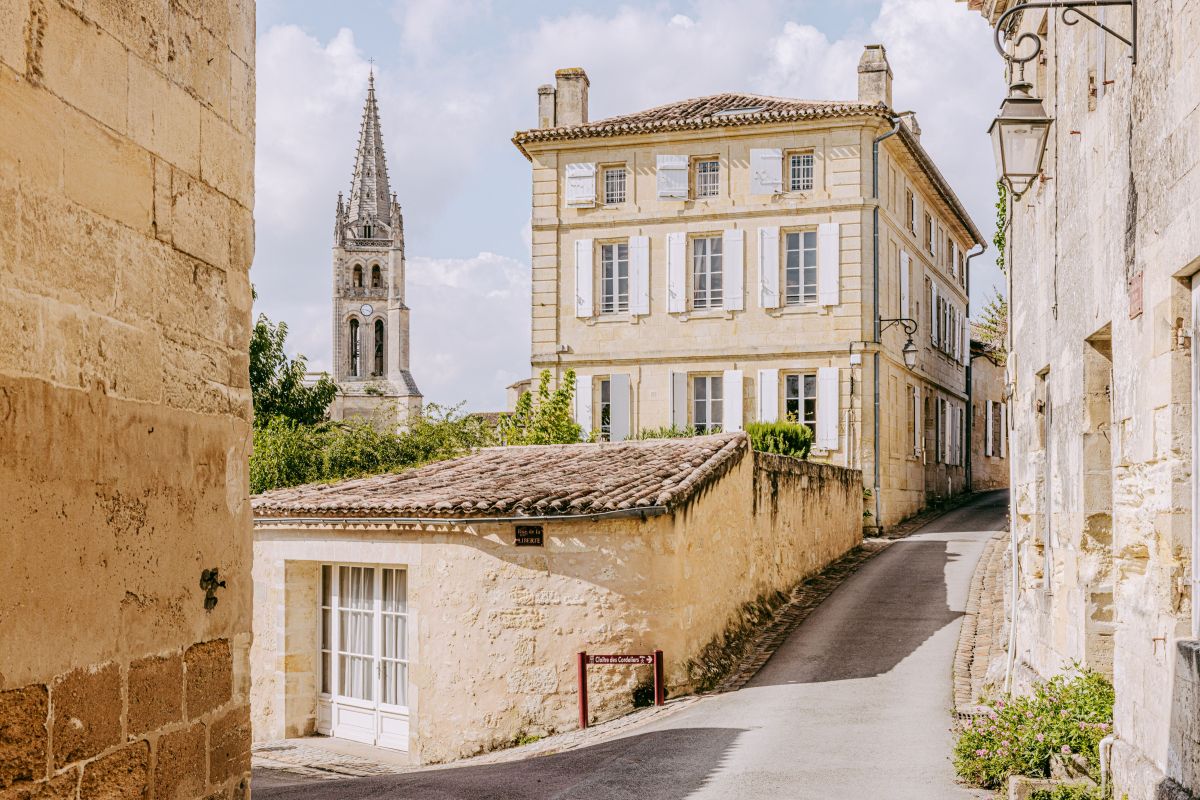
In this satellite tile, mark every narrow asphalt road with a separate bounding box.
[258,490,1007,800]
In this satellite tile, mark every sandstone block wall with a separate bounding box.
[0,1,255,798]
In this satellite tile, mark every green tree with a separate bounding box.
[249,312,338,427]
[495,369,582,445]
[976,292,1009,365]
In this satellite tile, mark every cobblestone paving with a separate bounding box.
[953,529,1009,716]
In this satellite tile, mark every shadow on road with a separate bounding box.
[254,726,747,800]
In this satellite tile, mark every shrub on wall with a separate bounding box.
[745,421,813,459]
[954,669,1114,790]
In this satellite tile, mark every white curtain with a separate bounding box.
[338,566,374,701]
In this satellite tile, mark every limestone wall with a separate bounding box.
[0,1,255,798]
[251,452,861,763]
[970,352,1009,490]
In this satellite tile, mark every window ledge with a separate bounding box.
[768,304,826,317]
[585,313,639,325]
[675,309,736,321]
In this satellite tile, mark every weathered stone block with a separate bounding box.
[63,109,153,232]
[228,54,251,135]
[152,722,204,800]
[0,68,64,188]
[127,654,183,735]
[0,770,80,800]
[82,0,168,68]
[0,0,27,74]
[0,684,48,788]
[40,2,128,133]
[79,740,149,800]
[199,107,250,206]
[166,8,230,118]
[169,172,229,269]
[207,706,249,785]
[51,663,121,768]
[184,639,232,719]
[127,56,200,175]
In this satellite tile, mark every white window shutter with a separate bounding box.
[816,367,839,449]
[944,401,952,464]
[962,312,970,365]
[610,374,631,442]
[913,386,922,451]
[900,250,911,318]
[722,370,743,432]
[758,226,780,309]
[818,222,840,306]
[930,282,940,345]
[565,162,596,207]
[670,371,688,429]
[574,373,592,438]
[749,148,783,195]
[656,154,689,199]
[757,369,779,423]
[723,229,744,311]
[630,235,650,315]
[952,242,960,279]
[985,400,994,457]
[1000,403,1007,458]
[574,239,593,318]
[667,232,686,313]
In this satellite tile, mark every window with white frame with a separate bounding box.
[906,190,916,234]
[925,213,935,255]
[693,375,723,433]
[599,242,629,314]
[784,230,818,305]
[319,565,409,708]
[789,152,814,192]
[908,385,918,453]
[692,235,724,309]
[785,373,817,429]
[695,159,719,198]
[604,166,626,204]
[598,378,611,441]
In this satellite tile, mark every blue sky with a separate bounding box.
[252,0,1006,411]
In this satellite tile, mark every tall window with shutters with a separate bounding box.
[789,152,814,192]
[692,236,724,309]
[784,373,817,429]
[906,190,916,234]
[603,166,626,204]
[694,158,719,198]
[784,230,818,305]
[692,375,723,433]
[925,213,935,255]
[991,402,1004,457]
[598,378,611,441]
[599,242,629,314]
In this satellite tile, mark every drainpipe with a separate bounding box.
[871,113,908,532]
[963,244,986,493]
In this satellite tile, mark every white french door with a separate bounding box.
[318,564,410,750]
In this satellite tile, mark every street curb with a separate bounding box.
[953,529,1009,717]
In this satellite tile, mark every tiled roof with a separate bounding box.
[513,92,884,150]
[252,432,748,520]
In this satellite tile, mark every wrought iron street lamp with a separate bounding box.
[988,81,1053,197]
[880,318,919,370]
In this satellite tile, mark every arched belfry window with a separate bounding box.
[349,318,361,377]
[352,265,363,288]
[371,265,381,289]
[374,320,385,376]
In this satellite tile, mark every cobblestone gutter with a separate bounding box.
[953,530,1009,717]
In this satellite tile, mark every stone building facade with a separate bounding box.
[328,74,422,426]
[963,0,1200,796]
[512,49,985,530]
[970,337,1009,491]
[250,434,862,762]
[0,1,255,798]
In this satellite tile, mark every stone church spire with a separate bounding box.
[345,70,392,227]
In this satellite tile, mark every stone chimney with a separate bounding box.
[902,112,921,141]
[554,68,589,126]
[538,84,556,128]
[857,44,893,108]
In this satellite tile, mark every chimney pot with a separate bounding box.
[554,67,589,126]
[537,85,556,128]
[858,44,893,108]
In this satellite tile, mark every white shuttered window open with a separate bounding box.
[757,369,779,423]
[722,370,743,432]
[818,222,840,306]
[574,239,593,318]
[900,250,911,317]
[930,282,940,346]
[667,232,686,312]
[723,230,744,311]
[816,367,839,449]
[574,374,592,439]
[913,387,922,453]
[656,155,689,199]
[758,227,780,309]
[630,236,650,315]
[609,374,630,442]
[1000,403,1007,457]
[670,372,688,429]
[565,162,596,207]
[749,148,783,195]
[985,400,994,457]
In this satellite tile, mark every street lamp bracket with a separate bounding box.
[993,0,1136,67]
[879,317,918,337]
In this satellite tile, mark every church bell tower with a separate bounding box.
[329,72,422,425]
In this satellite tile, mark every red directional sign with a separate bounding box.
[586,654,654,665]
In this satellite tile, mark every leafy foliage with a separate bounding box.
[745,421,813,459]
[631,425,701,440]
[250,312,337,427]
[976,292,1009,365]
[994,180,1008,274]
[494,369,582,445]
[1030,786,1107,800]
[250,403,493,494]
[954,669,1115,790]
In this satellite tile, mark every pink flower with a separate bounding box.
[989,712,999,721]
[976,749,989,756]
[1036,733,1045,742]
[1026,711,1035,718]
[1061,745,1072,754]
[1060,710,1070,717]
[1099,723,1110,731]
[964,719,973,727]
[1079,722,1088,730]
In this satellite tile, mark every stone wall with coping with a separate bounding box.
[250,450,861,764]
[0,0,255,797]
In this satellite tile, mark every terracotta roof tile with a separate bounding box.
[252,432,748,520]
